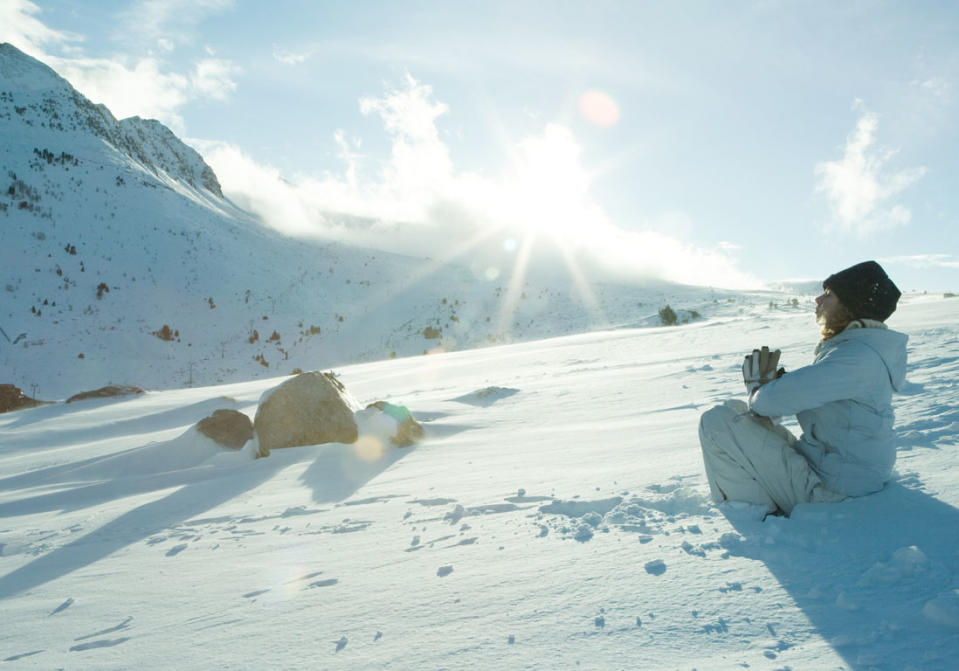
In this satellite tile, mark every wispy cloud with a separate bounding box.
[911,77,950,98]
[1,1,239,131]
[191,57,238,100]
[44,54,238,131]
[0,0,81,55]
[814,102,926,237]
[193,76,757,289]
[272,47,312,65]
[116,0,234,51]
[880,254,959,270]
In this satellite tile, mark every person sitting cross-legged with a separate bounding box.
[698,260,908,516]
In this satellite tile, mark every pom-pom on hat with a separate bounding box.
[823,260,901,322]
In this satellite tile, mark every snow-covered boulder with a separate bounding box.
[196,409,253,449]
[253,372,361,457]
[362,401,424,447]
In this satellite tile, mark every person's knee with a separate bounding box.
[699,399,743,436]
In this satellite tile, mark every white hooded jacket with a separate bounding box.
[748,320,908,497]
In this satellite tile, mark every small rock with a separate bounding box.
[366,401,424,446]
[196,409,253,449]
[644,559,667,576]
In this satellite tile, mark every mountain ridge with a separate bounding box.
[1,43,776,399]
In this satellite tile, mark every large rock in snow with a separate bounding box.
[253,372,360,457]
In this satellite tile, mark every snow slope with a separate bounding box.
[1,292,957,670]
[2,42,757,402]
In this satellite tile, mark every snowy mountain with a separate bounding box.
[1,43,779,401]
[1,292,957,669]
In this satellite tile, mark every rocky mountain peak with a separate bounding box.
[0,42,222,197]
[0,42,71,93]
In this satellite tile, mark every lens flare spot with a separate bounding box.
[485,266,500,281]
[352,435,385,462]
[503,238,517,252]
[579,90,620,126]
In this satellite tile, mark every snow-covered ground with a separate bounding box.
[1,292,957,670]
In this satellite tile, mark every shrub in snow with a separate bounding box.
[0,384,47,413]
[66,385,144,403]
[153,324,177,341]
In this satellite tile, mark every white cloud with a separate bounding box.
[51,56,189,125]
[191,58,239,100]
[1,1,239,131]
[0,0,80,56]
[912,77,949,98]
[116,0,234,50]
[879,254,959,270]
[272,47,311,65]
[45,54,239,132]
[189,141,317,236]
[194,76,758,289]
[814,106,926,237]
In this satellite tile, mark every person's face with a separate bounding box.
[815,289,844,327]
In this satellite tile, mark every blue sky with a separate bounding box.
[3,0,958,290]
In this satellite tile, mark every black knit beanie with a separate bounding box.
[823,260,901,322]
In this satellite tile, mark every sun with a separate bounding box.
[483,123,608,331]
[344,120,611,346]
[500,123,596,244]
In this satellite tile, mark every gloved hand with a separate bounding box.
[742,346,784,394]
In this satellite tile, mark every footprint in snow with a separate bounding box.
[50,597,74,615]
[437,565,454,577]
[74,616,133,642]
[289,571,324,583]
[645,559,667,576]
[308,579,339,588]
[450,386,520,407]
[334,636,348,652]
[409,497,458,507]
[165,543,188,556]
[242,589,270,599]
[69,638,130,652]
[3,650,44,662]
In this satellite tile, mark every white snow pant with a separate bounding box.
[699,399,846,516]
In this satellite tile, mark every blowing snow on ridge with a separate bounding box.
[0,45,740,398]
[1,43,743,400]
